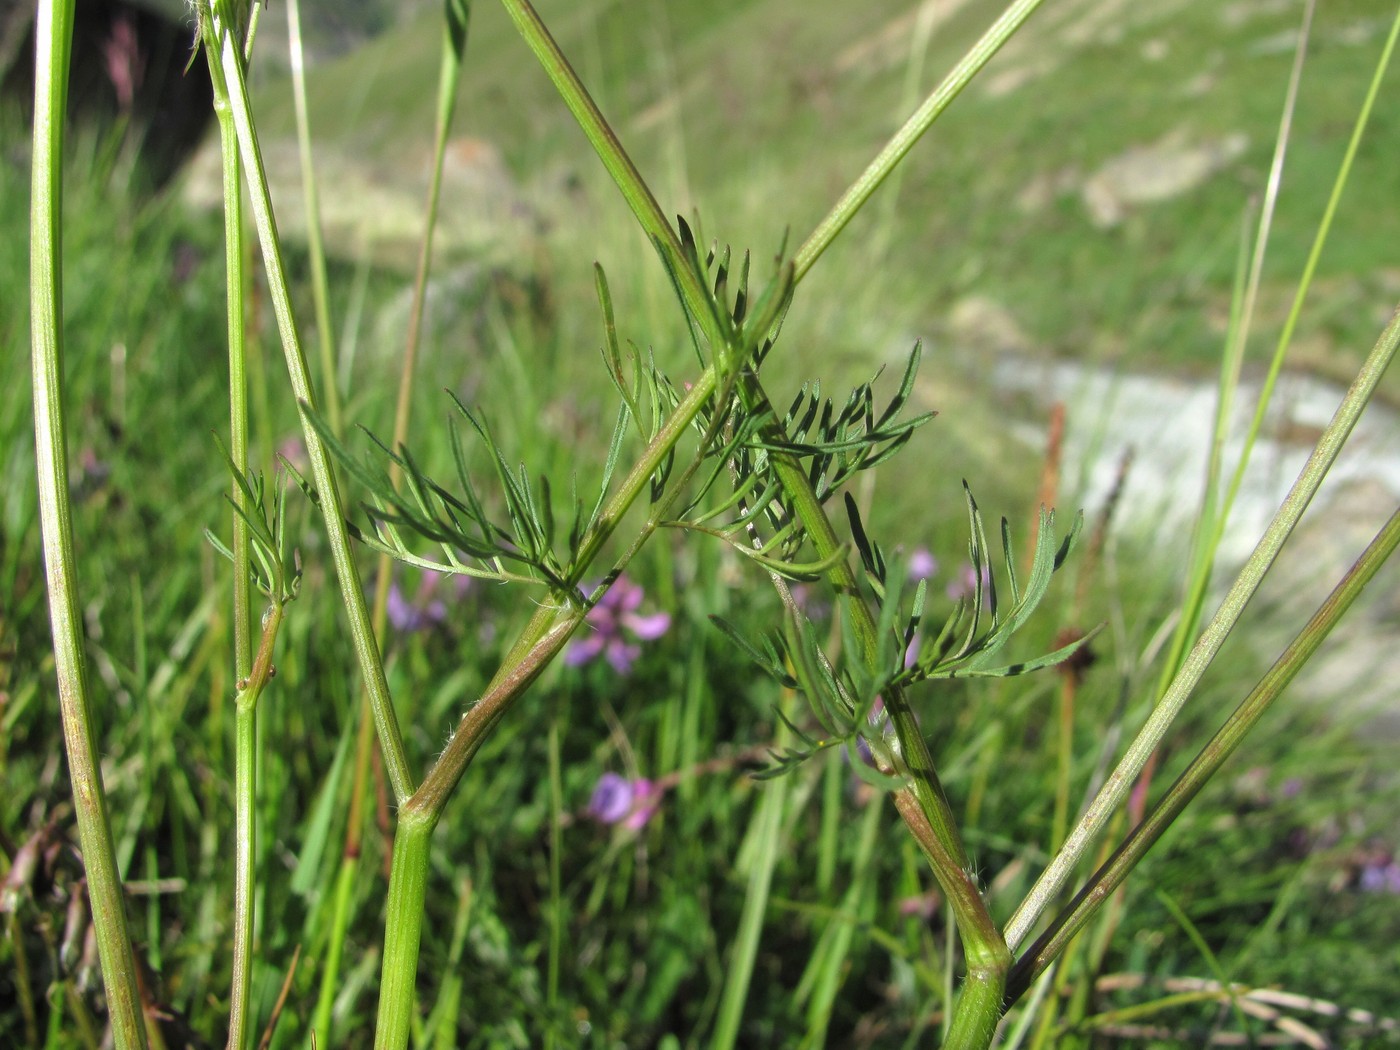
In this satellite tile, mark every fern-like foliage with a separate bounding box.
[206,438,302,607]
[297,249,779,594]
[890,485,1094,683]
[301,400,608,592]
[761,345,933,503]
[667,343,934,583]
[713,483,1094,780]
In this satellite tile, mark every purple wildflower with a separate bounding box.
[1354,842,1400,895]
[588,772,662,830]
[1360,860,1400,895]
[946,562,992,606]
[908,547,939,582]
[387,570,469,633]
[566,577,670,675]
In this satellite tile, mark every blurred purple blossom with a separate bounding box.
[899,891,941,920]
[1360,860,1400,894]
[908,547,939,582]
[1355,842,1400,895]
[853,697,890,768]
[102,13,143,112]
[789,584,831,625]
[71,447,111,500]
[588,772,662,830]
[387,570,471,634]
[566,577,670,674]
[276,435,309,474]
[904,633,922,670]
[946,562,992,606]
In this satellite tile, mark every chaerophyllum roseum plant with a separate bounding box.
[24,0,1400,1047]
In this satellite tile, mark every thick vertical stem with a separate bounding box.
[894,790,1009,1050]
[373,809,438,1050]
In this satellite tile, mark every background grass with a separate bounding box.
[4,1,1400,1046]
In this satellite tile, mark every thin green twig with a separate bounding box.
[1008,499,1400,998]
[198,0,415,804]
[29,0,147,1045]
[792,0,1049,284]
[1004,299,1400,952]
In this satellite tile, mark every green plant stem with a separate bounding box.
[218,75,254,703]
[494,0,715,334]
[498,0,1013,1033]
[894,790,1009,1050]
[314,2,471,1035]
[1006,500,1400,1001]
[747,378,967,857]
[286,0,342,437]
[1004,301,1400,952]
[737,380,1012,1022]
[373,808,438,1050]
[229,702,256,1050]
[229,603,284,1049]
[199,1,415,804]
[792,0,1049,283]
[29,2,147,1046]
[545,719,563,1050]
[208,28,259,1045]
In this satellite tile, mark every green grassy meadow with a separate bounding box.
[256,0,1400,379]
[4,0,1400,1047]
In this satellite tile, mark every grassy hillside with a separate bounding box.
[5,3,1399,1046]
[243,0,1400,386]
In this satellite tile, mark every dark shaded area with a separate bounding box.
[1,0,212,188]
